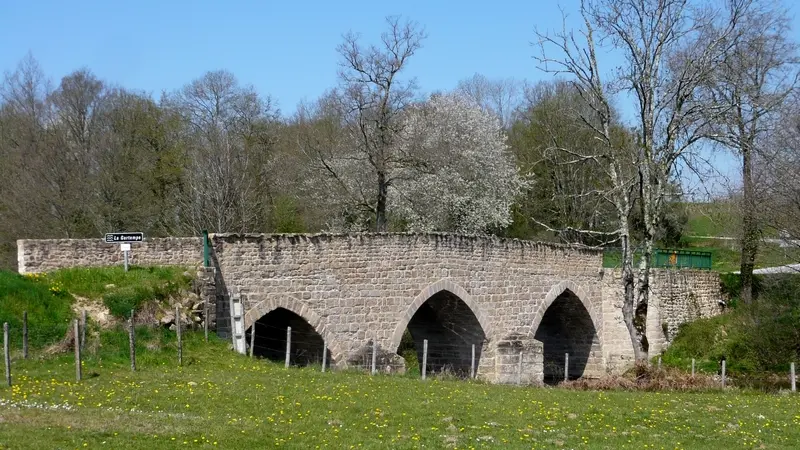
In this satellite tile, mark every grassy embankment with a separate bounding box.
[662,273,800,384]
[1,268,799,448]
[0,266,191,350]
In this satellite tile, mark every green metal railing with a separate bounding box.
[603,248,712,270]
[202,230,210,268]
[653,249,712,270]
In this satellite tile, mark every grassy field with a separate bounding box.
[601,201,800,272]
[684,202,741,238]
[0,331,798,449]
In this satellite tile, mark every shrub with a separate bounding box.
[102,286,152,319]
[664,273,800,374]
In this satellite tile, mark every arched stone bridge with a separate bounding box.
[16,232,724,383]
[207,233,723,384]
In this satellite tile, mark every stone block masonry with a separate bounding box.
[600,268,724,373]
[214,232,604,383]
[17,237,203,274]
[16,232,727,382]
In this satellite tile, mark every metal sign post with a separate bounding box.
[120,243,131,272]
[105,232,143,272]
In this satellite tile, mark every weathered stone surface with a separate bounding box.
[17,237,202,274]
[16,232,726,382]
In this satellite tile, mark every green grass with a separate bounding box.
[684,202,740,238]
[0,266,194,351]
[1,330,799,449]
[47,265,192,300]
[0,271,73,350]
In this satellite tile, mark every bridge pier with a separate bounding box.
[491,334,544,385]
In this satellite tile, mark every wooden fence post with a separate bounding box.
[564,353,569,382]
[3,323,10,387]
[322,341,327,373]
[22,312,28,360]
[691,358,695,376]
[422,339,428,380]
[517,351,523,385]
[285,327,291,368]
[129,310,136,372]
[249,323,255,358]
[204,298,209,343]
[176,306,182,367]
[80,310,87,351]
[470,344,476,379]
[721,360,726,388]
[790,362,795,393]
[74,319,81,382]
[371,340,377,375]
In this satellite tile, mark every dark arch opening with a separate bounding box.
[247,307,329,366]
[534,290,601,384]
[396,290,487,378]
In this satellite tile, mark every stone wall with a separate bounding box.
[14,232,726,381]
[600,268,724,373]
[494,334,544,385]
[651,269,725,343]
[17,237,203,274]
[213,232,604,382]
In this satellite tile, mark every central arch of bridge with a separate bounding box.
[532,282,603,383]
[391,280,490,378]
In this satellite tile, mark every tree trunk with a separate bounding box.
[376,171,388,232]
[620,234,644,362]
[739,144,758,304]
[634,237,652,362]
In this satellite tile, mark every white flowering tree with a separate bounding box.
[390,93,525,233]
[298,91,525,234]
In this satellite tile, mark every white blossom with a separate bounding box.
[389,93,526,233]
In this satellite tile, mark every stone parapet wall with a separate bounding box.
[651,269,724,343]
[210,232,604,378]
[17,237,203,274]
[600,268,724,371]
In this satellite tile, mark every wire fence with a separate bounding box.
[2,311,797,394]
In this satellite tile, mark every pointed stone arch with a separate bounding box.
[389,279,493,353]
[243,295,340,362]
[531,280,605,380]
[530,280,601,337]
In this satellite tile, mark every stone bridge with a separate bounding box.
[206,233,723,384]
[17,232,725,384]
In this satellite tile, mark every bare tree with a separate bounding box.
[0,56,96,239]
[51,68,105,154]
[758,100,800,262]
[455,73,522,129]
[702,1,799,303]
[509,80,625,243]
[309,16,426,232]
[534,0,748,362]
[90,88,186,235]
[166,70,278,233]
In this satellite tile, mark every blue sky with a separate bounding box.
[2,0,798,196]
[1,0,576,110]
